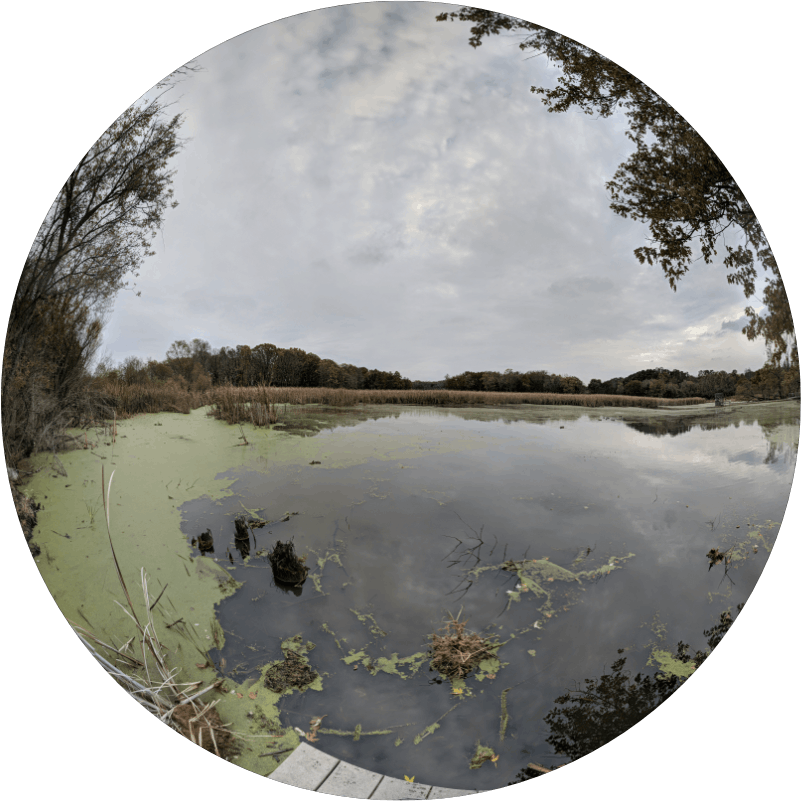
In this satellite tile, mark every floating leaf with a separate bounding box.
[404,776,415,783]
[236,692,243,698]
[195,663,207,669]
[248,691,257,700]
[451,687,464,695]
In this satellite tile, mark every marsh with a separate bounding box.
[165,400,796,788]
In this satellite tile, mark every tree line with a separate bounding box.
[444,365,799,400]
[96,338,419,392]
[99,340,799,403]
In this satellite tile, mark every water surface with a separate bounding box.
[181,402,797,790]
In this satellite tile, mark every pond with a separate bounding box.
[176,401,797,790]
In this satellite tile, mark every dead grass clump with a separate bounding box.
[263,649,318,693]
[172,703,238,759]
[429,614,498,681]
[268,539,309,585]
[207,384,284,427]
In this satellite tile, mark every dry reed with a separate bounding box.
[96,378,213,418]
[205,384,707,426]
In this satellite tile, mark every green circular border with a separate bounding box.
[0,0,801,801]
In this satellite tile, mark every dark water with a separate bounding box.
[180,403,797,790]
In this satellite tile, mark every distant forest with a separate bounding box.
[99,339,800,402]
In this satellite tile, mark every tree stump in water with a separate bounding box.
[234,515,251,541]
[197,529,214,555]
[268,539,308,586]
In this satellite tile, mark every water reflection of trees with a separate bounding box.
[623,406,799,459]
[272,402,798,467]
[510,606,741,782]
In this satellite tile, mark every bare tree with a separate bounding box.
[3,72,192,462]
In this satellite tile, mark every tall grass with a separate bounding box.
[96,377,213,417]
[205,384,707,426]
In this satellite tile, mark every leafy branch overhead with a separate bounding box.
[437,8,795,366]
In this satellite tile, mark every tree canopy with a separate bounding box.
[436,8,795,366]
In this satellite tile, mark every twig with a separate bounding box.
[259,748,293,758]
[149,583,169,612]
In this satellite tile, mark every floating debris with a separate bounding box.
[469,741,499,769]
[263,648,317,693]
[429,613,500,681]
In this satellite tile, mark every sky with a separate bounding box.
[87,1,773,383]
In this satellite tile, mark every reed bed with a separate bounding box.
[206,384,707,426]
[97,379,213,417]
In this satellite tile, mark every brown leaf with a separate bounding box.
[236,692,243,699]
[248,691,258,700]
[195,663,208,669]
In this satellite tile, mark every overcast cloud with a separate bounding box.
[99,1,769,381]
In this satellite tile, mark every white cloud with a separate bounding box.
[77,2,779,382]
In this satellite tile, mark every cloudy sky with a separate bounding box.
[71,3,776,380]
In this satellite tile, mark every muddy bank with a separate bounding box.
[10,480,41,555]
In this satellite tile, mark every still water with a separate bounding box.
[181,402,797,790]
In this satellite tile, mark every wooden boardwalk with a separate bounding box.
[269,743,476,799]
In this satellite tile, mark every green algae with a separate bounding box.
[20,409,357,777]
[318,726,394,739]
[647,647,697,679]
[644,613,699,681]
[371,652,428,678]
[469,741,498,769]
[413,703,459,745]
[413,722,440,745]
[343,648,368,665]
[341,647,428,679]
[350,608,387,637]
[307,542,345,594]
[320,622,344,651]
[499,687,511,740]
[468,552,635,619]
[24,411,252,701]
